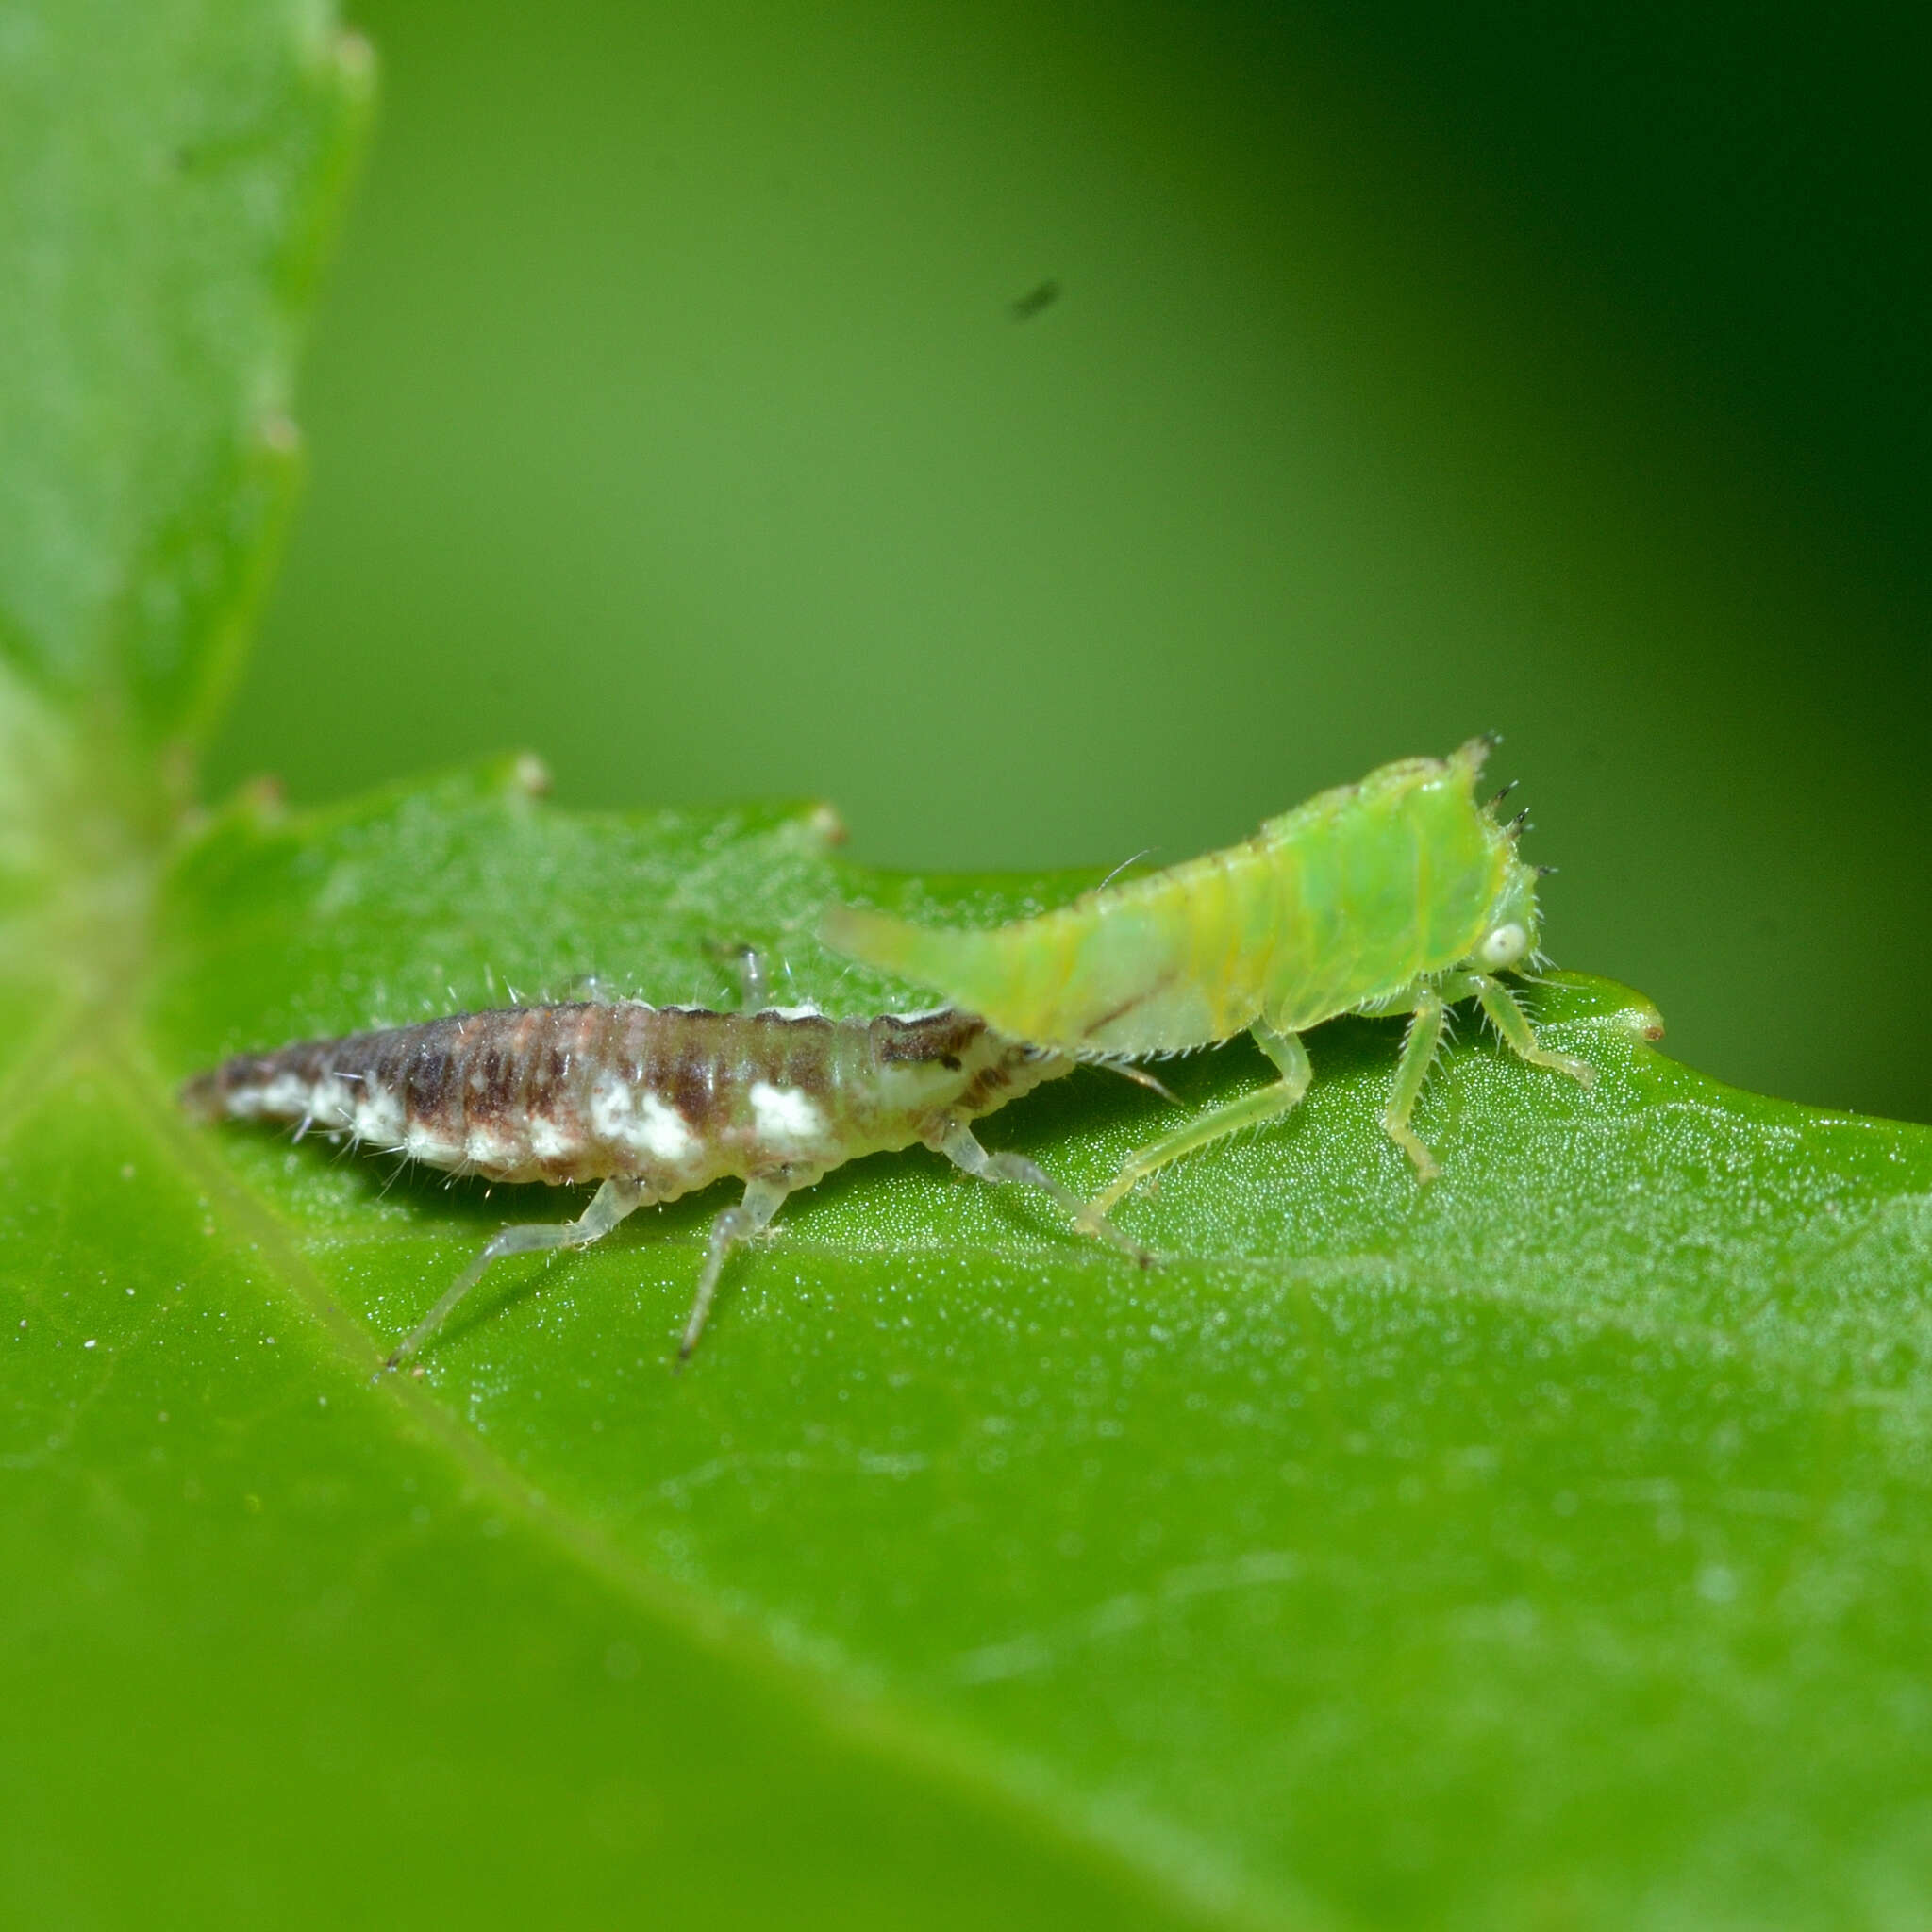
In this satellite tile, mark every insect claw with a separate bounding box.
[1535,863,1558,877]
[1505,808,1532,835]
[1486,780,1519,810]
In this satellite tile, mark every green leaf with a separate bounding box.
[8,3,1932,1926]
[0,0,367,760]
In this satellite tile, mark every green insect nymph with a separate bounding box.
[822,738,1595,1219]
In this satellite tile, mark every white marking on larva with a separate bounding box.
[588,1077,696,1164]
[465,1125,521,1169]
[627,1095,695,1163]
[404,1123,464,1166]
[310,1078,358,1128]
[528,1118,573,1163]
[633,1097,695,1151]
[258,1073,309,1116]
[749,1082,823,1144]
[758,1003,824,1021]
[588,1074,636,1141]
[353,1091,406,1144]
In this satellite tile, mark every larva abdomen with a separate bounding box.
[184,995,1140,1366]
[183,1001,1046,1192]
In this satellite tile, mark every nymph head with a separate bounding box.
[1468,858,1541,974]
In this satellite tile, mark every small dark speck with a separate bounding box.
[1009,279,1060,322]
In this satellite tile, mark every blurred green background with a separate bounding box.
[209,0,1931,1122]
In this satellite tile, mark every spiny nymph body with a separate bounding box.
[823,739,1594,1204]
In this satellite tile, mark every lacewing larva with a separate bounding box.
[823,738,1603,1217]
[182,988,1143,1367]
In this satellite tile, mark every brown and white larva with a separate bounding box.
[182,994,1143,1367]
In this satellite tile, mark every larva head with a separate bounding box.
[868,1009,1074,1117]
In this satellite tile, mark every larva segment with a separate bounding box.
[185,996,1144,1364]
[823,739,1599,1208]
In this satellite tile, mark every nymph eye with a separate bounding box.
[1478,923,1528,970]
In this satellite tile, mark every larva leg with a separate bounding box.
[710,942,767,1010]
[558,973,622,1004]
[736,947,769,1009]
[704,941,785,1011]
[678,1174,794,1362]
[1472,974,1595,1089]
[387,1174,644,1368]
[1089,1024,1312,1216]
[1382,989,1449,1179]
[934,1119,1149,1264]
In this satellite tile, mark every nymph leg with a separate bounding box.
[1089,1024,1312,1215]
[1381,989,1449,1178]
[1472,974,1595,1088]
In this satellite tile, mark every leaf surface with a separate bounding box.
[139,769,1932,1926]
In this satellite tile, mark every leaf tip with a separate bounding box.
[804,802,848,848]
[509,753,554,800]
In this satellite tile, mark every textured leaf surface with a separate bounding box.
[129,769,1932,1927]
[8,3,1932,1926]
[0,0,366,748]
